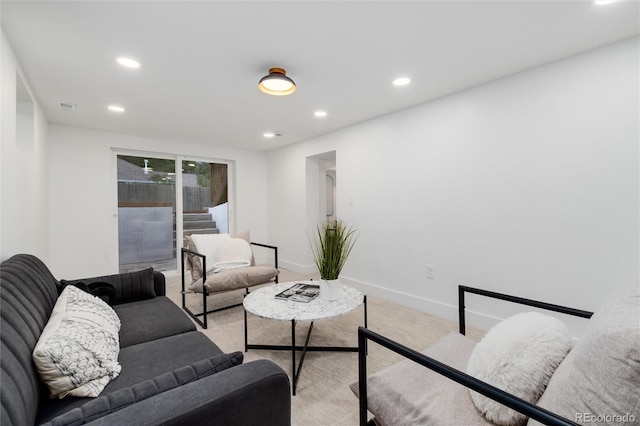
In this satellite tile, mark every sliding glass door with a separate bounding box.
[116,154,230,273]
[117,155,177,273]
[182,160,228,238]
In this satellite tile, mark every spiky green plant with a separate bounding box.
[310,219,358,280]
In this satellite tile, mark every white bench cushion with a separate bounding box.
[351,332,493,426]
[528,282,640,426]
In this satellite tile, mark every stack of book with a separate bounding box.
[274,283,320,303]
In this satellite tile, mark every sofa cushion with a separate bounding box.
[113,296,196,348]
[466,312,572,426]
[189,265,279,294]
[66,268,156,305]
[37,331,224,424]
[350,333,493,426]
[33,286,122,399]
[104,331,224,392]
[1,254,60,426]
[528,282,640,426]
[44,352,243,426]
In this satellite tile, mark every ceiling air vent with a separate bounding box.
[59,102,77,112]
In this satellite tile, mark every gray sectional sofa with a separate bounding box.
[0,254,291,426]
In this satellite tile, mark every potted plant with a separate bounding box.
[310,218,358,300]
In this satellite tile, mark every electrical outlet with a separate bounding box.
[426,264,435,279]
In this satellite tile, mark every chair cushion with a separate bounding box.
[190,233,232,274]
[527,282,640,426]
[350,333,493,426]
[189,265,279,294]
[33,286,121,399]
[212,238,253,273]
[184,235,204,281]
[184,231,258,282]
[233,230,256,266]
[466,312,572,426]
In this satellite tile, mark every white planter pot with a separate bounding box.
[319,278,341,300]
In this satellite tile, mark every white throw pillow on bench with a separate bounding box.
[466,312,572,426]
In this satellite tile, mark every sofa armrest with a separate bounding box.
[152,271,166,296]
[76,360,290,426]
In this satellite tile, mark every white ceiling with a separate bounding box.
[2,1,638,151]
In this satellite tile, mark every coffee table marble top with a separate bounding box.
[243,280,364,322]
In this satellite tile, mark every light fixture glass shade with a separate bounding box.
[259,67,296,95]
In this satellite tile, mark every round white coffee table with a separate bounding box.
[243,280,367,395]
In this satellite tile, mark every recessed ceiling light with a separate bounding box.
[263,132,275,138]
[314,111,327,118]
[393,77,411,87]
[117,57,140,69]
[593,0,617,4]
[108,105,125,112]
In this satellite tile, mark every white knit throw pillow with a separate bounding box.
[33,285,121,398]
[466,312,572,426]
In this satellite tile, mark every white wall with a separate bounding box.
[48,124,269,278]
[268,37,640,332]
[1,30,50,262]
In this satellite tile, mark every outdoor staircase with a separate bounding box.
[173,213,219,253]
[182,212,219,236]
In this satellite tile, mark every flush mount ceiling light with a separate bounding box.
[258,67,296,96]
[314,111,327,118]
[108,105,125,112]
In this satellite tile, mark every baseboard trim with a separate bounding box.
[275,263,504,332]
[340,275,502,332]
[278,259,318,275]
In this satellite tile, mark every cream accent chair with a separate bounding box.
[181,231,279,329]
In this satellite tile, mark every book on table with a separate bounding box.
[275,283,320,303]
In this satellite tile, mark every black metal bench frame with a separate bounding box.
[180,242,278,329]
[357,285,593,426]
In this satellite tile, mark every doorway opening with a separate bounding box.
[306,151,336,232]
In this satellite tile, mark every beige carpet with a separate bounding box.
[165,270,484,426]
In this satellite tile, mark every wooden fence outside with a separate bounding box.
[118,182,211,212]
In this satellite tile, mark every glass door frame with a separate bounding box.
[113,149,235,276]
